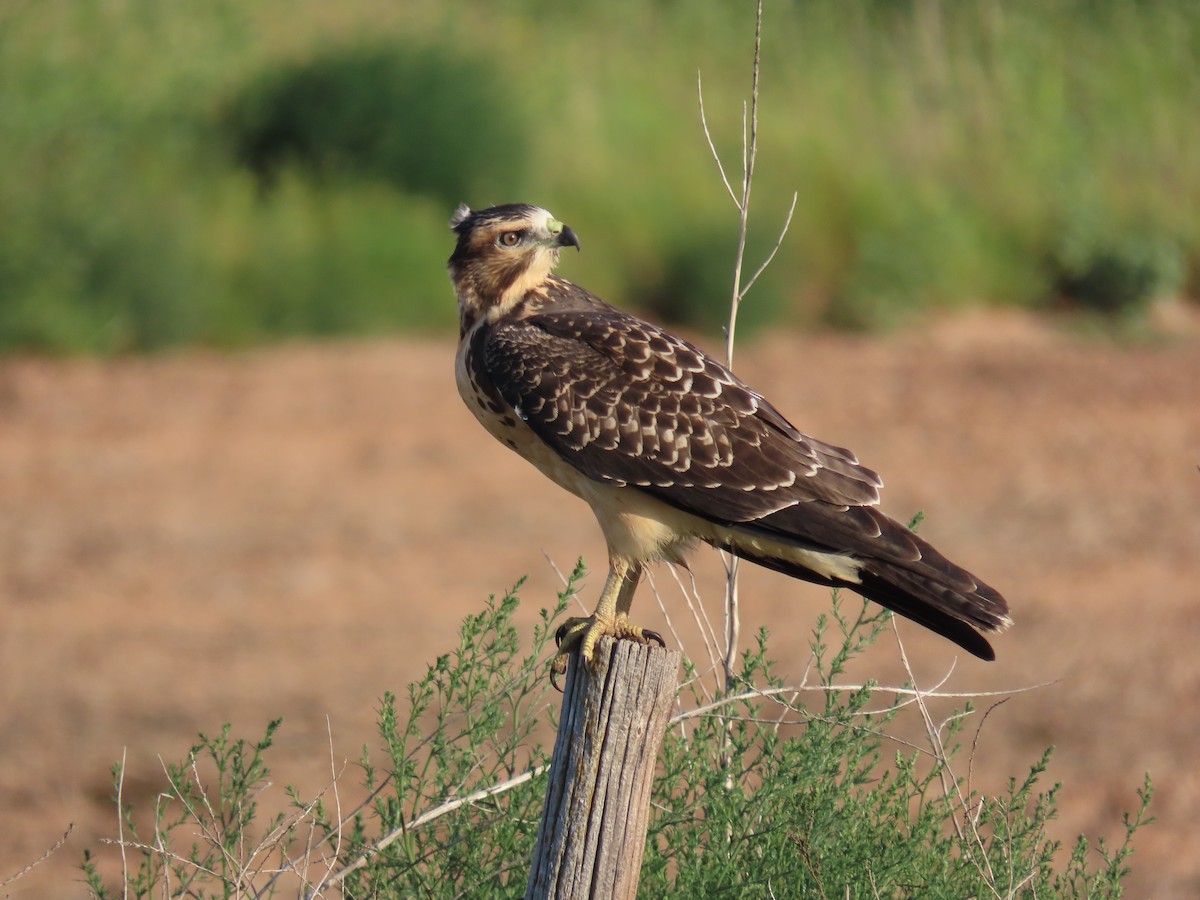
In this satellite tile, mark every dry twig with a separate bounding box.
[0,823,74,889]
[698,0,799,692]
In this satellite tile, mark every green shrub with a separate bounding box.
[221,43,530,207]
[82,565,1153,898]
[1049,224,1186,316]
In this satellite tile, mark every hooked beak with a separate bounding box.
[547,219,581,252]
[557,225,580,251]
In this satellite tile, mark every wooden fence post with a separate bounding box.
[525,636,680,900]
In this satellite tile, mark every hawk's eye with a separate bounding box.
[498,231,523,248]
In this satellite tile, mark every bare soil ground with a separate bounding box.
[1,310,1197,896]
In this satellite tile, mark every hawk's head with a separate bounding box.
[447,203,580,331]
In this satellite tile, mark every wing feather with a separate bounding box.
[481,296,882,520]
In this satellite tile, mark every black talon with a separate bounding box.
[643,628,666,648]
[549,666,565,693]
[554,623,569,648]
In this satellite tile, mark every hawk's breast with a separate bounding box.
[456,320,596,501]
[454,317,707,564]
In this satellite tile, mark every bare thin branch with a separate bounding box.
[644,567,689,674]
[725,0,765,367]
[540,549,571,591]
[892,620,1002,898]
[323,764,549,891]
[967,697,1010,801]
[697,72,739,207]
[672,678,1052,725]
[305,717,344,896]
[717,0,769,709]
[100,837,224,881]
[667,562,723,697]
[720,553,741,694]
[0,823,73,888]
[117,748,129,898]
[741,190,798,300]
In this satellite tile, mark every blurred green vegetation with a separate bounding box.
[1,0,1196,352]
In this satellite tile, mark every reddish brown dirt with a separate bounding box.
[1,310,1197,896]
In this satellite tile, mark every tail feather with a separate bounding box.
[708,499,1011,660]
[725,539,1010,661]
[855,566,1004,661]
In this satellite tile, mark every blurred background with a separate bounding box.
[2,0,1196,351]
[2,0,1199,896]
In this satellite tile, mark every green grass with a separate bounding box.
[2,0,1197,351]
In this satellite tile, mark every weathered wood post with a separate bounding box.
[525,636,680,900]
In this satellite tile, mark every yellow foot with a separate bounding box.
[549,615,665,690]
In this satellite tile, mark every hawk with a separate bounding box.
[448,203,1011,672]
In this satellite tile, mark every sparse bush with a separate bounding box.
[221,43,530,207]
[81,566,1153,898]
[83,721,286,898]
[1049,225,1186,317]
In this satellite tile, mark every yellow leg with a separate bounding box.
[551,559,663,680]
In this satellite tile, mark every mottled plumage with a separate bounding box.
[448,203,1011,664]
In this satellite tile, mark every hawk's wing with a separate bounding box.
[484,304,883,524]
[481,300,1010,653]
